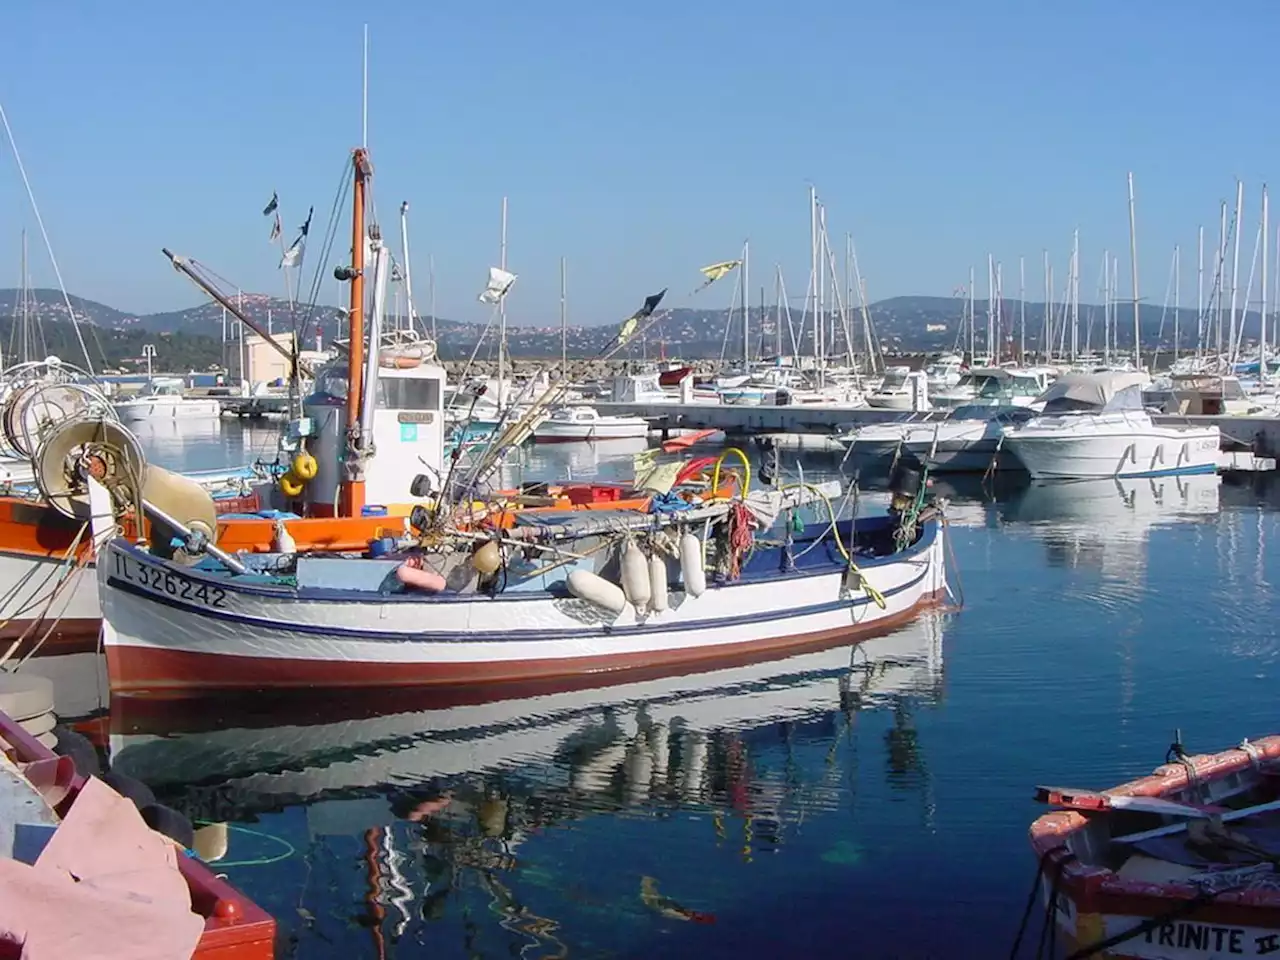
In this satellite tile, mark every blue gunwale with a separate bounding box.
[105,514,938,606]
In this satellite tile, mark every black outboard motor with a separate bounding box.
[887,460,923,516]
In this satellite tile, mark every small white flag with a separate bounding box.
[279,237,304,269]
[478,267,517,304]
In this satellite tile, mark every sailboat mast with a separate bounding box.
[774,265,783,357]
[996,260,1004,364]
[1019,255,1026,362]
[340,148,371,518]
[818,205,827,381]
[1042,250,1050,361]
[1263,185,1269,384]
[559,256,567,374]
[968,266,975,362]
[1228,180,1244,367]
[19,228,27,363]
[1127,172,1141,370]
[1071,229,1080,362]
[808,187,818,367]
[1102,250,1111,363]
[1196,226,1204,361]
[497,196,509,404]
[742,239,750,365]
[1217,202,1227,361]
[1173,244,1181,364]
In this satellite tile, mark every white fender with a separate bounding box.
[648,554,669,613]
[620,542,651,609]
[567,569,627,615]
[679,532,706,597]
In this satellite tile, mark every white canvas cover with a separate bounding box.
[1036,372,1148,413]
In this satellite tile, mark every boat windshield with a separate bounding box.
[1042,384,1145,415]
[975,376,1008,397]
[1010,375,1044,396]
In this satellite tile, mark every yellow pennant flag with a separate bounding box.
[699,260,741,283]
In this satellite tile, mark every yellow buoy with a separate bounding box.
[291,450,318,481]
[472,540,502,575]
[278,471,305,498]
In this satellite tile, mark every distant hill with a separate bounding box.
[0,287,1264,368]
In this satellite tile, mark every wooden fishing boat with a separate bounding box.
[0,703,275,957]
[1024,736,1280,959]
[98,479,948,694]
[88,146,951,697]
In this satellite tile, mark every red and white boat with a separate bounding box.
[1026,736,1280,959]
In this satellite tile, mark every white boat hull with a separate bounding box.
[533,420,649,442]
[99,519,948,695]
[113,398,223,422]
[0,548,100,656]
[866,394,916,411]
[1004,416,1220,479]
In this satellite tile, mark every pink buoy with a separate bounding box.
[396,560,446,593]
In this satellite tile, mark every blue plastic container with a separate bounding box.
[362,505,389,517]
[368,536,397,558]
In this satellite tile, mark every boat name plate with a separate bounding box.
[111,550,227,608]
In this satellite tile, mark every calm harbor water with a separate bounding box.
[52,420,1280,957]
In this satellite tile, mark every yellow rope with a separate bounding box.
[777,481,885,610]
[710,447,751,500]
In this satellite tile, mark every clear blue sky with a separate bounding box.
[2,0,1278,327]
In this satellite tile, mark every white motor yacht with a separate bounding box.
[1002,371,1220,479]
[866,366,930,411]
[532,405,650,442]
[112,377,222,422]
[930,367,1055,410]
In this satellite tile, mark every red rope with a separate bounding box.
[727,501,754,580]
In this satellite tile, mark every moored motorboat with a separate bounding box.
[112,377,222,422]
[532,405,650,443]
[1025,736,1280,959]
[866,366,930,411]
[838,404,1036,473]
[931,366,1055,410]
[1003,372,1220,479]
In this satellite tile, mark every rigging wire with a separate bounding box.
[296,153,356,349]
[0,98,102,374]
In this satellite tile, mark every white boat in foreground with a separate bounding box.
[113,377,222,422]
[1002,372,1220,480]
[99,489,949,694]
[532,405,650,442]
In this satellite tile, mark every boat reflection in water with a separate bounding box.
[107,613,947,955]
[1000,472,1221,574]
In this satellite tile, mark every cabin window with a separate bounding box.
[380,377,441,411]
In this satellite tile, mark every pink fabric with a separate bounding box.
[0,776,203,958]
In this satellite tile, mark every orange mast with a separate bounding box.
[340,147,373,517]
